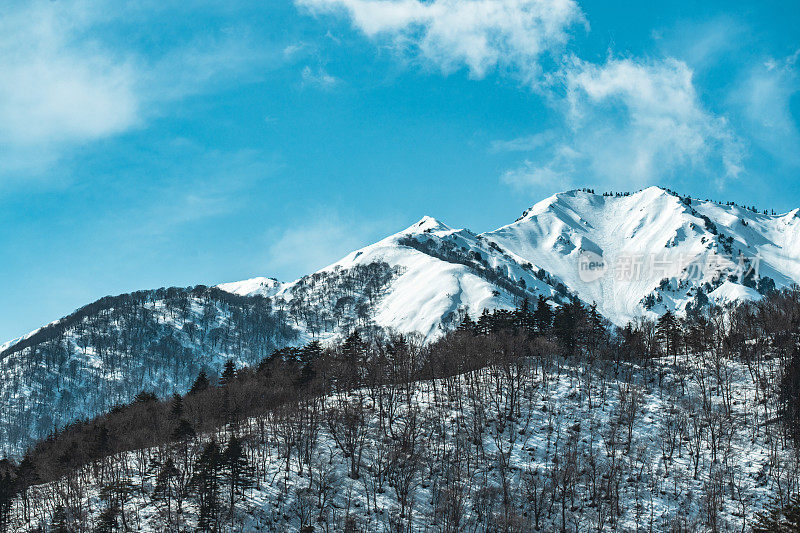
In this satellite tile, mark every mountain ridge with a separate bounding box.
[219,185,796,328]
[0,186,796,455]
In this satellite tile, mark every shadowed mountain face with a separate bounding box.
[1,187,796,455]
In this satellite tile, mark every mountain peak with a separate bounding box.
[217,276,282,297]
[515,189,596,222]
[517,186,680,220]
[401,216,453,235]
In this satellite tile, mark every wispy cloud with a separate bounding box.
[119,146,282,237]
[732,50,800,167]
[0,2,139,149]
[495,56,745,192]
[296,0,586,84]
[490,132,554,153]
[560,56,744,187]
[0,0,282,179]
[264,209,390,279]
[143,31,281,104]
[655,16,747,70]
[301,65,342,88]
[500,157,574,191]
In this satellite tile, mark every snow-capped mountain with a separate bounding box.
[0,215,568,456]
[220,186,797,329]
[0,186,797,456]
[485,186,798,324]
[218,215,571,341]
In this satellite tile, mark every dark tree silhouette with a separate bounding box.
[189,371,211,395]
[221,435,255,515]
[192,441,222,532]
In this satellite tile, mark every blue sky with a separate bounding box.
[1,0,798,341]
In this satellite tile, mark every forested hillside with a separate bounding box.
[3,290,800,532]
[0,261,409,458]
[0,286,300,458]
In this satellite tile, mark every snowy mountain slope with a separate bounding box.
[0,287,301,457]
[217,277,283,298]
[485,187,794,325]
[218,187,797,334]
[0,218,567,457]
[10,350,789,532]
[219,216,572,341]
[692,200,800,285]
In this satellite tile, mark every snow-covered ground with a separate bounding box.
[12,349,793,532]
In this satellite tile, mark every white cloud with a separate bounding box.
[495,57,744,191]
[264,210,387,279]
[490,132,553,153]
[144,32,280,103]
[499,142,579,190]
[656,16,745,70]
[0,1,282,178]
[0,2,139,147]
[284,42,309,59]
[559,57,742,187]
[296,0,585,82]
[501,158,572,190]
[733,50,800,167]
[301,65,341,88]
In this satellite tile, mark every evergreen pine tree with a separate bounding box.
[93,424,112,457]
[553,301,583,356]
[192,441,222,532]
[341,331,365,366]
[514,298,536,334]
[152,458,180,524]
[257,348,279,374]
[134,390,158,403]
[220,360,236,386]
[172,419,196,441]
[99,479,136,530]
[656,311,680,364]
[533,295,553,334]
[169,394,184,419]
[753,495,800,532]
[300,340,323,361]
[189,371,211,395]
[51,504,71,533]
[0,471,14,532]
[221,435,255,516]
[297,341,322,385]
[15,453,36,522]
[781,347,800,446]
[491,309,515,333]
[583,302,605,360]
[93,503,118,533]
[456,311,476,334]
[476,309,492,336]
[340,331,366,385]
